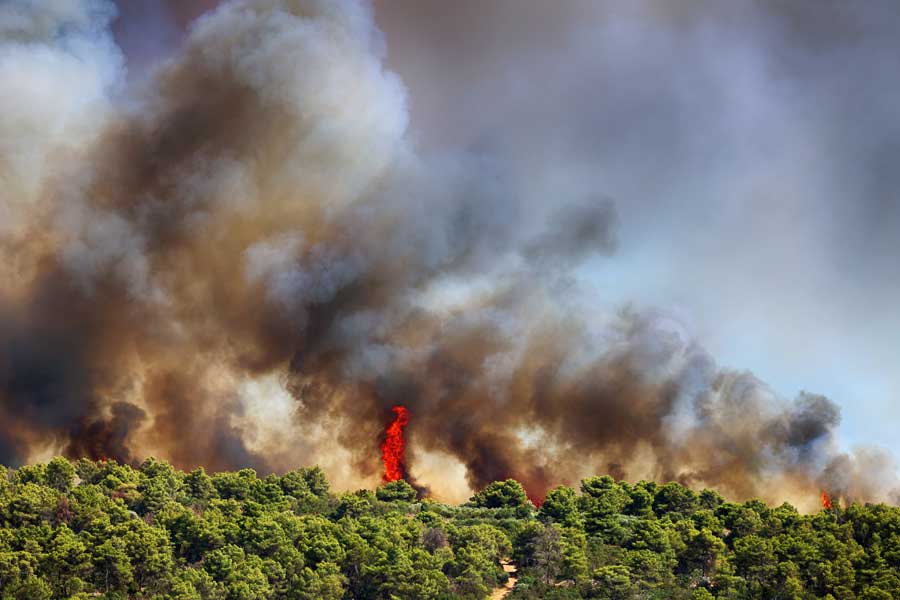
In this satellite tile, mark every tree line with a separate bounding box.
[0,457,898,599]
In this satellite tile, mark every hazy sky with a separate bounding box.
[372,0,900,456]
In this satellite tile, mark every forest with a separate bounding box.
[0,458,898,599]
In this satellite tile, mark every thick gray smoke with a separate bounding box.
[0,0,896,508]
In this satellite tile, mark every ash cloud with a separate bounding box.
[0,0,897,507]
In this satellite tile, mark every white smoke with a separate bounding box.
[0,0,121,229]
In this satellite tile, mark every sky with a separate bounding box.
[372,0,900,457]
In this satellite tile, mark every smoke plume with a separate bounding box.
[0,0,896,508]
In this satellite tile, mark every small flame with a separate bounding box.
[821,490,833,510]
[381,405,409,482]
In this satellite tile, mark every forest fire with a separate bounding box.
[821,490,833,510]
[381,405,410,482]
[0,0,895,517]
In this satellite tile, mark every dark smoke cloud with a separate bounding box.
[0,0,897,508]
[67,402,147,464]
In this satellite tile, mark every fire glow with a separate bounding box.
[821,490,833,510]
[381,405,410,482]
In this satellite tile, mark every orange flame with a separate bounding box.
[821,490,833,510]
[381,405,409,482]
[528,493,544,509]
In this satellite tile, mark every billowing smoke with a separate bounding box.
[0,0,896,508]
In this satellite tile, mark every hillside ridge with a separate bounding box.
[0,458,897,599]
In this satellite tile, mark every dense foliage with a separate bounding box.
[0,459,898,599]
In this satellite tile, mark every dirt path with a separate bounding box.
[490,560,518,599]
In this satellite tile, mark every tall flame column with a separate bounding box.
[381,405,410,482]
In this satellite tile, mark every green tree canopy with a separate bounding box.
[375,479,417,502]
[470,479,532,510]
[0,459,896,600]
